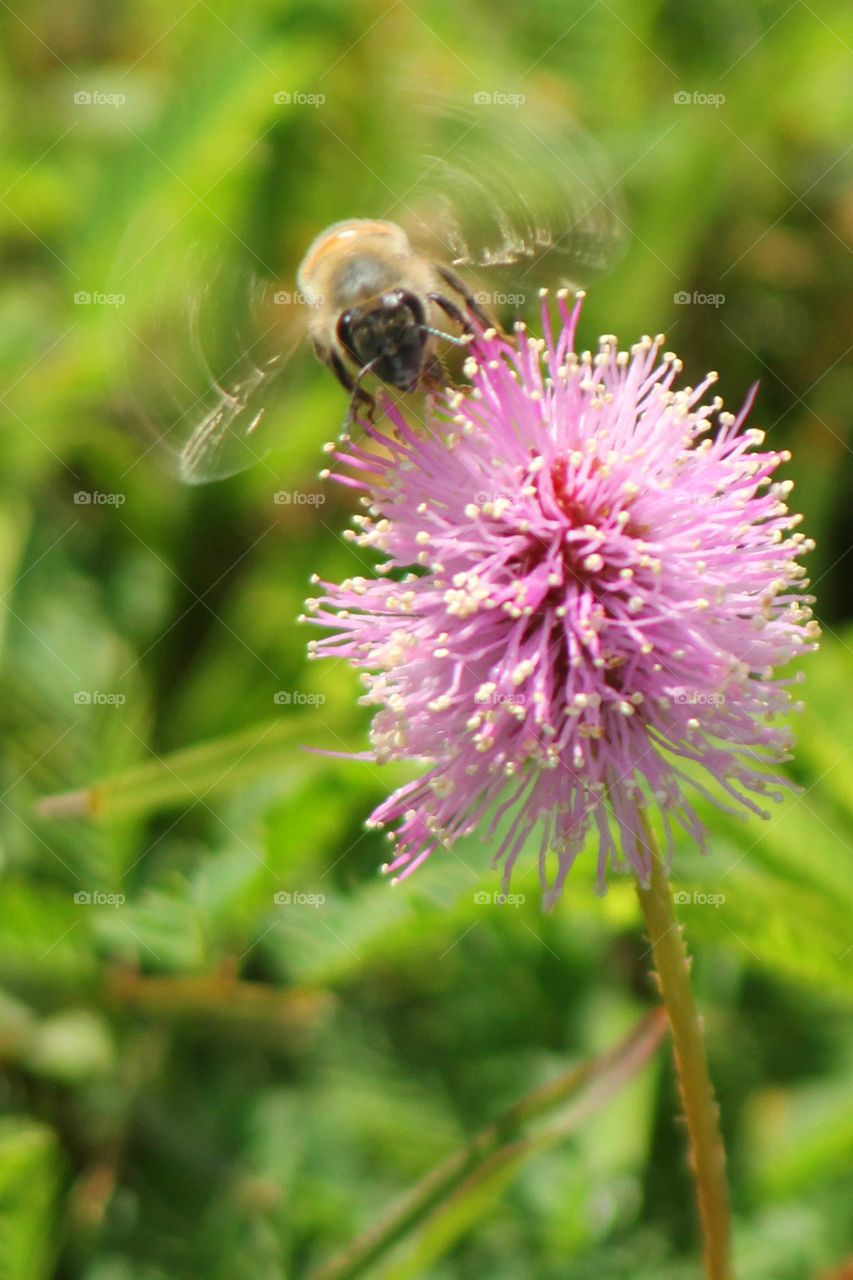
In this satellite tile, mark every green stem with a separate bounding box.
[36,715,321,820]
[636,833,733,1280]
[309,1008,666,1280]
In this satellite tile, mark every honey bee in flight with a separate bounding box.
[120,88,625,483]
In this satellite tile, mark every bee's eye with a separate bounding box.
[336,311,359,361]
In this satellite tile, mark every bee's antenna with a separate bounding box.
[420,325,469,346]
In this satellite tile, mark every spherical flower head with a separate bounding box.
[305,293,818,907]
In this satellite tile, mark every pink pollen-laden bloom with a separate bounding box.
[305,293,818,906]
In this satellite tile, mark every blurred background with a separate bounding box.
[0,1,852,1276]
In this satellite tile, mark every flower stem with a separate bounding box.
[636,835,732,1280]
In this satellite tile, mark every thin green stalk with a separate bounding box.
[636,830,733,1280]
[35,716,319,820]
[309,1008,666,1280]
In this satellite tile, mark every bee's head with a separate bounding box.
[337,289,428,392]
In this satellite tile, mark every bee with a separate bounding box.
[118,87,625,483]
[297,218,493,413]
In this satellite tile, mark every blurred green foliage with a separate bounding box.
[1,1,852,1276]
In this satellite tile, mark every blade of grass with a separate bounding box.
[35,716,325,820]
[309,1007,667,1280]
[103,968,334,1031]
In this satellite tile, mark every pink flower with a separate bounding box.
[305,294,818,906]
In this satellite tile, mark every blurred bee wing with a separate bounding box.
[396,87,626,293]
[116,233,308,484]
[174,352,285,484]
[172,268,302,484]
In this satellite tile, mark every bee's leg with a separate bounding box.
[427,293,473,337]
[358,391,379,424]
[433,264,498,331]
[419,347,474,403]
[419,353,448,391]
[326,349,377,424]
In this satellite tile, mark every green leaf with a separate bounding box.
[0,1119,62,1280]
